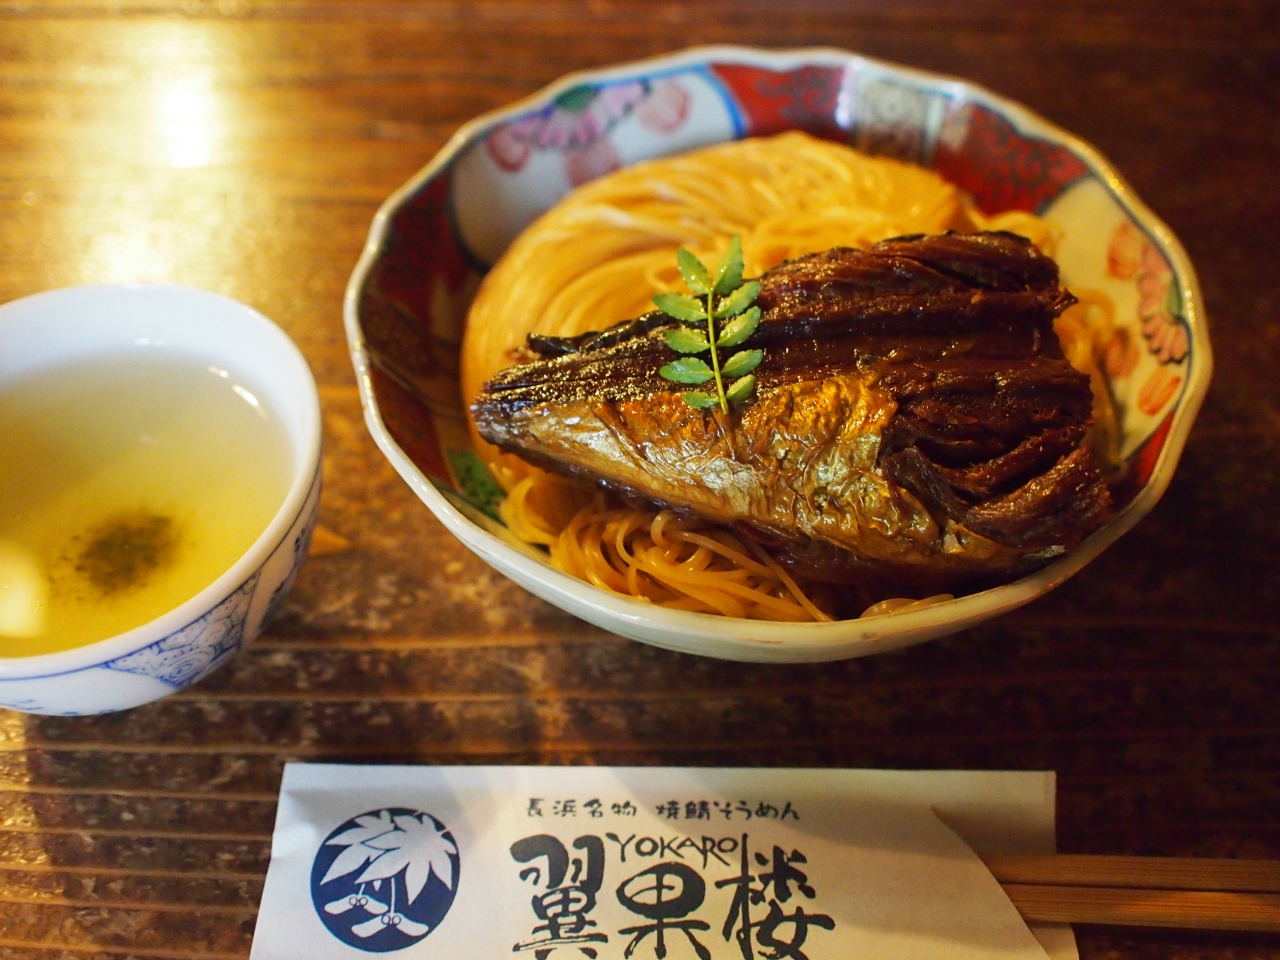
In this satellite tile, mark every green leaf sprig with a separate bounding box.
[653,237,762,414]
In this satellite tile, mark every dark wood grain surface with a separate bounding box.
[1,1,1278,956]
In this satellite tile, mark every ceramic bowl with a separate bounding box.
[0,283,321,713]
[346,45,1210,663]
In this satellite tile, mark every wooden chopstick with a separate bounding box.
[982,854,1280,932]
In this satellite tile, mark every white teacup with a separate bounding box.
[0,283,321,715]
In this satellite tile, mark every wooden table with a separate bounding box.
[1,1,1277,956]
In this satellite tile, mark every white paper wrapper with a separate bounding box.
[253,765,1076,959]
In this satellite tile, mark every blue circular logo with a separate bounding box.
[311,807,460,952]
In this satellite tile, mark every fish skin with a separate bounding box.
[471,232,1113,594]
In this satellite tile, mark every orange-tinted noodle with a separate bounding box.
[499,471,832,621]
[466,132,1086,621]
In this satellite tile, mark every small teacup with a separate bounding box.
[0,283,321,715]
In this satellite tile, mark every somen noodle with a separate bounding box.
[463,131,1103,621]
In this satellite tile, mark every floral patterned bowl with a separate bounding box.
[345,46,1210,663]
[0,284,321,713]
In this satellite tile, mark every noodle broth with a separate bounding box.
[0,352,293,656]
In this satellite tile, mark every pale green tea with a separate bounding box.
[0,352,293,656]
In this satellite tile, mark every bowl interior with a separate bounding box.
[0,284,317,470]
[348,47,1207,658]
[0,282,321,670]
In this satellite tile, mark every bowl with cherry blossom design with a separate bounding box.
[345,45,1211,663]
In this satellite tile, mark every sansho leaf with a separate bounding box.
[725,374,757,404]
[711,235,745,295]
[714,280,761,318]
[659,357,714,384]
[652,292,706,323]
[676,248,711,296]
[682,390,720,409]
[716,306,760,348]
[721,349,763,378]
[664,327,710,354]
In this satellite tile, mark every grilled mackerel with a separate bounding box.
[471,232,1113,599]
